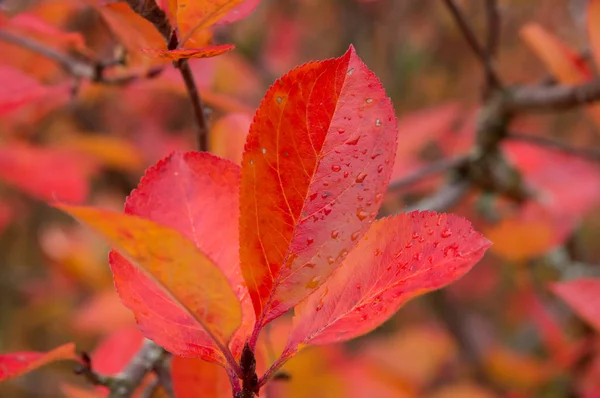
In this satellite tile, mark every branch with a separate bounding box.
[508,79,600,112]
[176,59,210,151]
[441,0,502,89]
[75,341,169,398]
[108,340,168,398]
[506,132,600,162]
[387,156,469,193]
[0,29,163,85]
[123,0,210,151]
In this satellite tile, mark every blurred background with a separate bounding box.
[1,0,600,397]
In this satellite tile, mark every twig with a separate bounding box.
[440,0,502,89]
[0,29,163,85]
[508,80,600,112]
[176,58,210,151]
[387,156,469,193]
[123,0,210,151]
[107,340,168,398]
[506,132,600,162]
[404,180,471,213]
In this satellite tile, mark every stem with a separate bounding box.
[440,0,502,89]
[0,29,164,85]
[176,59,210,151]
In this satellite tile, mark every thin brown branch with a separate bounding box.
[506,132,600,162]
[176,58,210,151]
[123,0,210,151]
[508,79,600,112]
[0,29,163,85]
[387,156,469,193]
[107,340,168,398]
[441,0,502,89]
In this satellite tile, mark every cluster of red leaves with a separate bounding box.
[0,46,490,396]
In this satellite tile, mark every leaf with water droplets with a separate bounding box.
[283,211,490,353]
[239,45,398,333]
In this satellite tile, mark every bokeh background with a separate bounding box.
[1,0,600,397]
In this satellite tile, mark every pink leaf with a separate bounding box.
[109,151,253,362]
[551,279,600,333]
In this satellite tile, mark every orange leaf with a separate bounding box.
[140,44,235,61]
[588,0,600,70]
[57,135,145,173]
[239,46,398,332]
[56,204,242,360]
[178,0,247,45]
[0,343,77,381]
[171,356,232,398]
[520,23,600,128]
[210,113,252,165]
[520,23,591,83]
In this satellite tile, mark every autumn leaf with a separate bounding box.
[106,151,253,362]
[56,204,242,364]
[520,23,600,128]
[177,0,248,45]
[140,44,235,61]
[171,356,232,398]
[520,23,592,83]
[551,279,600,333]
[210,112,252,165]
[0,343,77,382]
[0,143,93,203]
[239,45,398,334]
[284,211,490,355]
[588,0,600,70]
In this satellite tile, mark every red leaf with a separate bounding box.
[284,211,490,351]
[551,279,600,333]
[0,343,77,381]
[0,143,92,203]
[108,151,253,362]
[239,46,397,333]
[140,44,235,61]
[171,356,232,398]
